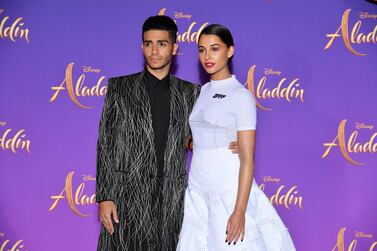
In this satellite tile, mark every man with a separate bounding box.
[96,15,237,251]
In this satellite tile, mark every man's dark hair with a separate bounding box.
[142,15,178,43]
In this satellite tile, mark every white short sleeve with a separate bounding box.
[230,88,257,131]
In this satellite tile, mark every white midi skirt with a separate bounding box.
[177,147,296,251]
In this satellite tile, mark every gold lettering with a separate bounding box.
[259,183,265,191]
[49,171,97,217]
[340,11,363,56]
[82,174,96,181]
[355,231,374,239]
[0,240,9,251]
[158,8,207,44]
[325,9,377,56]
[247,65,271,111]
[322,135,339,158]
[82,66,100,73]
[359,12,377,20]
[158,8,166,16]
[0,239,25,251]
[0,129,31,154]
[177,22,209,44]
[262,175,280,183]
[75,183,85,205]
[0,15,30,43]
[370,242,377,251]
[49,187,65,211]
[195,23,207,44]
[50,63,107,109]
[246,65,304,111]
[325,25,342,50]
[75,74,86,97]
[323,120,377,164]
[353,22,377,45]
[322,120,365,165]
[332,227,377,251]
[351,21,362,44]
[355,122,374,130]
[350,131,377,153]
[174,11,192,20]
[270,185,303,209]
[264,68,282,76]
[332,227,347,251]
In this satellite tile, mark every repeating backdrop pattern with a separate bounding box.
[0,1,376,250]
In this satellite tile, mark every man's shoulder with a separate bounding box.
[172,75,200,91]
[173,75,196,86]
[109,71,143,83]
[106,72,144,92]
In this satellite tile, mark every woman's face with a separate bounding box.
[198,34,234,80]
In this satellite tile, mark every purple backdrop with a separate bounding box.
[1,1,376,250]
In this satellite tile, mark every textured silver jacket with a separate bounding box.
[96,71,200,251]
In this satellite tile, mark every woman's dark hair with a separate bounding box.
[142,15,178,43]
[199,24,234,62]
[199,24,234,48]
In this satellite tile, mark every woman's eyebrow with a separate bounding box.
[198,43,221,48]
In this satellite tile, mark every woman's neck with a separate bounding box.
[210,66,231,81]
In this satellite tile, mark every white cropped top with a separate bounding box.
[189,75,257,149]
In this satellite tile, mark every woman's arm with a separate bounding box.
[225,130,256,245]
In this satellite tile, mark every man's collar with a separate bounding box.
[145,68,170,88]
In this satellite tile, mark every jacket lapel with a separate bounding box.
[134,72,183,177]
[135,71,157,165]
[163,75,184,176]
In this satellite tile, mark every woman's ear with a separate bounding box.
[227,45,234,58]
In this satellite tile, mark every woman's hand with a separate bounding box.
[224,130,256,245]
[225,210,245,245]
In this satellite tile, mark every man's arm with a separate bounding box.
[183,83,200,151]
[96,78,120,234]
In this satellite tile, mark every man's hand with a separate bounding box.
[99,201,119,235]
[186,136,193,151]
[228,141,239,154]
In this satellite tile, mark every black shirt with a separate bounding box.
[145,69,171,178]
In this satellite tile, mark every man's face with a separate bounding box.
[142,30,178,71]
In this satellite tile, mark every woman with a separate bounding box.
[177,24,296,251]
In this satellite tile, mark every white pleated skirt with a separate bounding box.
[176,147,296,251]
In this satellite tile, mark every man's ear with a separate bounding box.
[172,43,179,55]
[227,45,234,58]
